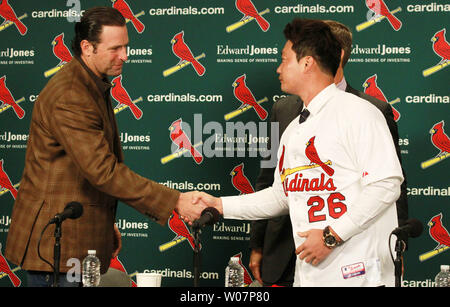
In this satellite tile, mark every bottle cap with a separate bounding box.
[441,265,449,271]
[88,250,97,255]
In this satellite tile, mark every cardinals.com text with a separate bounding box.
[274,4,354,14]
[148,6,225,16]
[159,180,221,192]
[147,93,223,103]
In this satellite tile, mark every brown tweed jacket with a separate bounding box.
[5,58,179,274]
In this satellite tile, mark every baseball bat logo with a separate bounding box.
[112,0,145,34]
[226,0,270,33]
[163,31,206,77]
[419,213,450,262]
[421,120,450,169]
[111,75,143,119]
[161,118,203,165]
[0,0,27,35]
[0,75,25,119]
[357,0,402,32]
[422,28,449,77]
[159,211,197,252]
[363,74,400,122]
[44,33,73,78]
[225,74,268,121]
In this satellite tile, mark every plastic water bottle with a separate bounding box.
[435,265,450,287]
[82,250,101,287]
[225,256,244,287]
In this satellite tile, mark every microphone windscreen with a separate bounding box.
[65,201,83,219]
[406,218,423,238]
[202,207,221,225]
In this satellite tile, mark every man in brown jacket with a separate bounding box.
[5,7,205,287]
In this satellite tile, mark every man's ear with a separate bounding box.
[80,39,93,56]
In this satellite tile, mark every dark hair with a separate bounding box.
[323,20,352,67]
[283,18,341,76]
[71,7,125,57]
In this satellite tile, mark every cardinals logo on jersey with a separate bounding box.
[423,28,450,77]
[0,243,21,287]
[112,0,145,34]
[159,211,198,252]
[420,120,450,169]
[279,141,337,197]
[419,213,450,262]
[0,0,27,35]
[356,1,402,32]
[111,75,143,120]
[230,163,255,195]
[0,75,25,119]
[44,33,73,78]
[0,159,18,199]
[163,31,206,77]
[363,74,401,122]
[226,0,270,33]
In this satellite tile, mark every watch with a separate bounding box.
[323,226,342,249]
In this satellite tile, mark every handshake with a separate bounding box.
[174,191,223,225]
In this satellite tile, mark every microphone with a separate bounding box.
[192,207,221,229]
[392,218,423,239]
[49,202,83,224]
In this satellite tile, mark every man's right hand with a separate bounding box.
[249,248,264,285]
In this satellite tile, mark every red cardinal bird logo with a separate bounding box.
[232,74,268,120]
[230,163,255,195]
[427,213,450,250]
[170,31,205,76]
[365,0,402,31]
[52,33,72,66]
[0,243,21,287]
[231,252,253,286]
[0,75,24,119]
[235,0,269,32]
[0,159,17,199]
[111,75,143,120]
[109,256,137,287]
[305,136,334,176]
[0,0,27,35]
[169,118,203,164]
[430,121,450,158]
[363,74,400,122]
[431,28,450,65]
[112,0,145,33]
[167,211,197,250]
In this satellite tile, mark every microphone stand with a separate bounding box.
[394,235,406,288]
[192,226,201,287]
[52,219,62,287]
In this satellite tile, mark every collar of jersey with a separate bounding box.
[303,83,338,118]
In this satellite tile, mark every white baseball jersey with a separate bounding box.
[222,84,403,286]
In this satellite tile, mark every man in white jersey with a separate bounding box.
[195,19,403,286]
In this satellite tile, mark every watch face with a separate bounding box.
[325,235,336,246]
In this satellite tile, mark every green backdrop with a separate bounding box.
[0,0,448,287]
